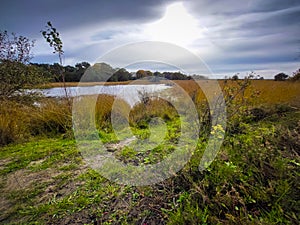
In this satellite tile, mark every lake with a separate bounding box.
[39,84,171,106]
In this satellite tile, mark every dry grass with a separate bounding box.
[0,101,32,145]
[0,93,132,145]
[247,80,300,106]
[30,98,72,135]
[40,79,300,106]
[173,80,300,106]
[1,79,299,146]
[0,99,73,146]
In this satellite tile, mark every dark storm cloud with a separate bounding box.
[185,0,300,15]
[250,0,300,12]
[237,8,300,34]
[184,0,300,41]
[0,0,173,36]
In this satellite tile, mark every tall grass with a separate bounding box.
[174,79,300,107]
[1,79,299,146]
[0,100,32,145]
[0,94,132,145]
[0,99,72,146]
[30,98,72,136]
[95,94,130,131]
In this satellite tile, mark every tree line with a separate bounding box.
[29,62,300,83]
[31,62,91,82]
[31,61,209,82]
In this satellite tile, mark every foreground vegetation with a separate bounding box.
[0,78,299,224]
[1,24,300,224]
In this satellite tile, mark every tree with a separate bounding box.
[41,22,67,84]
[136,70,153,79]
[50,63,64,81]
[171,72,186,80]
[0,30,34,63]
[0,30,45,101]
[75,62,90,71]
[289,68,300,81]
[153,71,162,77]
[72,62,90,82]
[108,68,132,82]
[64,65,76,82]
[41,22,64,67]
[41,21,73,109]
[274,73,289,81]
[232,74,239,80]
[162,71,189,80]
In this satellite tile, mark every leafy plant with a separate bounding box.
[0,30,46,101]
[41,21,72,109]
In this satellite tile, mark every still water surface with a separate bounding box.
[40,84,170,106]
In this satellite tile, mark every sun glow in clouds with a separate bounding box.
[145,2,204,46]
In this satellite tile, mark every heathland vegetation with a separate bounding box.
[0,28,300,224]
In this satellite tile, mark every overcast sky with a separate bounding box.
[1,0,300,78]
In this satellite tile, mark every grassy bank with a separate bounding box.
[0,79,299,224]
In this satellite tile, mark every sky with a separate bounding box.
[1,0,300,78]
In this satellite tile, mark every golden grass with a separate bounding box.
[0,101,31,145]
[40,79,300,105]
[173,80,300,106]
[246,80,300,106]
[1,79,299,145]
[30,98,72,135]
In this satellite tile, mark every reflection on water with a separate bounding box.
[40,84,171,106]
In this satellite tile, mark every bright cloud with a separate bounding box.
[144,2,205,47]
